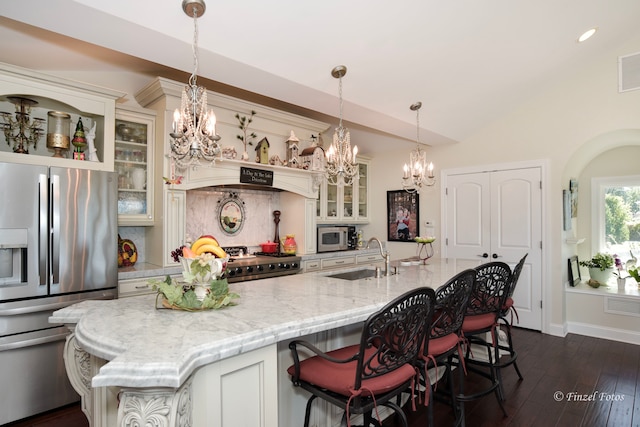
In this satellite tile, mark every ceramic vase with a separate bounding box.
[617,276,627,290]
[179,256,229,301]
[588,267,613,287]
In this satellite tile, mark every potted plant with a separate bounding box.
[579,252,614,287]
[628,267,640,285]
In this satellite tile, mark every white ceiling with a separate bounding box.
[1,0,639,155]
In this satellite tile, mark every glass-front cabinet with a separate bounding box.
[316,158,369,224]
[115,105,155,225]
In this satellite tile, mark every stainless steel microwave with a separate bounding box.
[317,226,357,252]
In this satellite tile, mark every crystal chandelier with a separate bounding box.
[169,0,221,170]
[402,102,434,193]
[325,65,358,186]
[0,96,45,154]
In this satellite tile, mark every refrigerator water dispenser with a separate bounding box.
[0,229,27,285]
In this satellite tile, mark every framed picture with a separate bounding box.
[569,179,578,218]
[387,190,419,242]
[217,192,245,235]
[563,190,572,231]
[568,256,581,286]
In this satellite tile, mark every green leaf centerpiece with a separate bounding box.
[149,254,239,311]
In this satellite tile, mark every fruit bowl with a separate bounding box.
[179,256,229,283]
[414,236,436,244]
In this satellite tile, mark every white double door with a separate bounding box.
[444,167,542,330]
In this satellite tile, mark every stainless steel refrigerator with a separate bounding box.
[0,161,118,425]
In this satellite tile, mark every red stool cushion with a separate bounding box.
[461,313,496,333]
[287,344,416,397]
[425,333,459,359]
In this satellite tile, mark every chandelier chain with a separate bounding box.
[402,101,435,193]
[325,65,358,186]
[415,105,420,145]
[189,5,199,87]
[169,0,221,171]
[338,72,344,128]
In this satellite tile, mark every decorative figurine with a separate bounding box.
[255,137,270,164]
[300,139,325,171]
[285,130,300,168]
[85,121,99,162]
[72,117,87,160]
[269,154,285,166]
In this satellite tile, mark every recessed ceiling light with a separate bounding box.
[577,27,598,43]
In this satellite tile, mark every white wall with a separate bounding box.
[367,34,640,335]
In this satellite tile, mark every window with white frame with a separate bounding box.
[592,175,640,264]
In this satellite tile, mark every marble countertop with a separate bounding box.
[116,249,383,281]
[52,258,478,389]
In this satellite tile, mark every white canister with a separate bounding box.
[131,168,145,190]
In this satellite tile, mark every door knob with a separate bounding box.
[478,253,489,258]
[492,253,500,259]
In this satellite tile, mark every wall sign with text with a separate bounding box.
[240,167,274,186]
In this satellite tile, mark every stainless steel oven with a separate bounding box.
[222,246,301,282]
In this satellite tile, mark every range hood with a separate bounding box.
[172,159,320,199]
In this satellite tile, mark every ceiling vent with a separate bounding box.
[618,51,640,92]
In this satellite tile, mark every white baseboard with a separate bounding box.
[546,322,568,338]
[567,321,640,345]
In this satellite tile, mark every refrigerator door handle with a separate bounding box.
[50,173,60,285]
[0,300,80,316]
[38,173,48,287]
[0,330,68,352]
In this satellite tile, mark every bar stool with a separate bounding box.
[417,268,475,427]
[287,287,436,427]
[495,253,528,396]
[457,261,511,426]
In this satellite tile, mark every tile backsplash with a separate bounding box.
[118,187,298,266]
[185,188,283,250]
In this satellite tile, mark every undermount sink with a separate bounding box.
[327,269,377,281]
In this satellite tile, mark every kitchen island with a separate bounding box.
[51,258,478,427]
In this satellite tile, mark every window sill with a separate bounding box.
[566,280,640,299]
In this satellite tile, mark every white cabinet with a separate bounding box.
[316,160,369,223]
[357,253,384,265]
[301,250,383,273]
[192,345,279,427]
[0,62,122,171]
[115,106,156,225]
[302,259,321,272]
[321,256,356,269]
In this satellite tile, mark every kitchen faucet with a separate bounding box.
[366,237,391,276]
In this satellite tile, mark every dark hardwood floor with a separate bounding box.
[5,327,640,427]
[398,327,640,427]
[4,403,88,427]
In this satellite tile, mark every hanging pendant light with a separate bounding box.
[325,65,358,186]
[402,102,435,193]
[169,0,221,170]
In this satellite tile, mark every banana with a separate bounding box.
[191,237,219,254]
[196,244,227,258]
[210,245,227,259]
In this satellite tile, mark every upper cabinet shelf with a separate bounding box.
[115,105,156,226]
[316,159,370,224]
[0,62,124,171]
